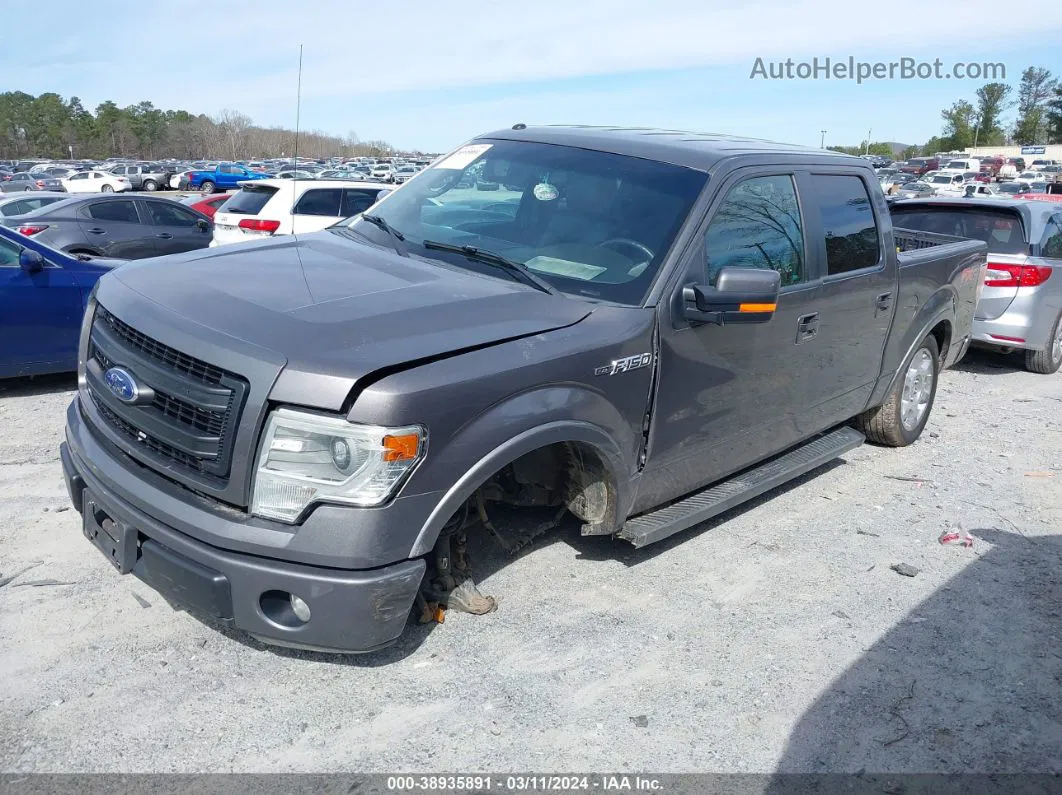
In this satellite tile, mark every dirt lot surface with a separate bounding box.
[1,350,1060,775]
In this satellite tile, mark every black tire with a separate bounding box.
[100,184,113,193]
[1025,311,1062,374]
[200,181,216,195]
[857,333,940,447]
[142,179,157,192]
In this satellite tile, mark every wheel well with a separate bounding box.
[444,441,620,541]
[67,247,100,256]
[929,319,952,365]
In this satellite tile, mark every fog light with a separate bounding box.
[290,594,311,622]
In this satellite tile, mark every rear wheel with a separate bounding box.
[142,179,157,191]
[200,181,215,195]
[100,184,113,193]
[857,333,940,447]
[1025,311,1062,374]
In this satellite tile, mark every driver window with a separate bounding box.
[700,175,805,287]
[0,237,22,267]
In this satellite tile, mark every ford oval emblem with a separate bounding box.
[104,367,139,403]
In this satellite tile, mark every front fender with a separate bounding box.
[407,390,635,558]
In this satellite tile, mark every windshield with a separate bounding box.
[998,183,1023,193]
[930,175,952,184]
[946,161,967,169]
[332,138,706,305]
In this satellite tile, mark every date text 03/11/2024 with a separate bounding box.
[385,775,664,791]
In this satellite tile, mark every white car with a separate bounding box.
[1017,171,1046,182]
[371,163,396,182]
[925,172,967,194]
[170,170,194,189]
[60,170,131,193]
[210,179,390,246]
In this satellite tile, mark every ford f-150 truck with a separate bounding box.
[60,126,987,654]
[182,163,271,194]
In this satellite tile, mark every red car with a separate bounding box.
[179,193,230,219]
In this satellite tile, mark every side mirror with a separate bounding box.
[195,218,210,232]
[19,248,45,274]
[683,267,781,326]
[374,189,393,202]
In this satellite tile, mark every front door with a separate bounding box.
[142,200,211,255]
[0,236,83,374]
[638,170,825,512]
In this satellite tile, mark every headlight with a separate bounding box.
[250,408,425,523]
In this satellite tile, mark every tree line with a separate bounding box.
[829,65,1062,159]
[0,91,400,161]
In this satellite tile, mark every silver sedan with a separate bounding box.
[891,197,1062,373]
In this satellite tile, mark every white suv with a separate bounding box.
[210,179,389,246]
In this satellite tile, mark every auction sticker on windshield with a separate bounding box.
[435,144,492,170]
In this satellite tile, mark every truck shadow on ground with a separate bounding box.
[769,527,1062,780]
[0,373,77,398]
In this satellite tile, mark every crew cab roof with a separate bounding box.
[477,125,865,172]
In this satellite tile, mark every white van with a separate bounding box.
[210,179,390,246]
[940,157,981,174]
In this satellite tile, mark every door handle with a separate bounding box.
[86,227,106,234]
[155,232,173,239]
[796,312,819,344]
[876,292,893,311]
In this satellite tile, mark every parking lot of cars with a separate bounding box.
[2,132,1061,780]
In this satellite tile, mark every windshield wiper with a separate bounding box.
[421,240,559,296]
[359,213,408,257]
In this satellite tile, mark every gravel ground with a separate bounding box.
[0,349,1060,774]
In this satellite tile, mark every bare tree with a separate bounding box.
[216,108,252,160]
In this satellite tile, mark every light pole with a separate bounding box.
[864,128,872,155]
[820,130,827,148]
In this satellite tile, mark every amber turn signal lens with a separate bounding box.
[382,433,420,462]
[738,303,777,313]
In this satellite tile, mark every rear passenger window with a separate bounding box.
[1042,215,1062,259]
[702,175,805,286]
[87,201,140,224]
[810,175,881,275]
[294,189,342,217]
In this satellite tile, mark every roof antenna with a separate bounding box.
[293,43,303,181]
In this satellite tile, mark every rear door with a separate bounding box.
[291,188,343,233]
[78,199,158,258]
[0,234,83,374]
[142,200,211,254]
[798,171,895,425]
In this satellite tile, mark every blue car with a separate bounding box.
[0,224,124,378]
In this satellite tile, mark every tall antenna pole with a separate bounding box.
[293,44,303,173]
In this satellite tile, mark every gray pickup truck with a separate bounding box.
[60,126,987,653]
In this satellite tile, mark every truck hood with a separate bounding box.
[106,231,592,409]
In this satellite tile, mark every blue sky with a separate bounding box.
[6,0,1062,153]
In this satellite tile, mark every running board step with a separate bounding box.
[618,426,865,548]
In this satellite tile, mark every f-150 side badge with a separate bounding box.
[595,352,652,376]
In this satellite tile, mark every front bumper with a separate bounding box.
[61,411,426,654]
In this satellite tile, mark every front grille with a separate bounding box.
[91,392,208,474]
[98,307,227,384]
[86,306,248,482]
